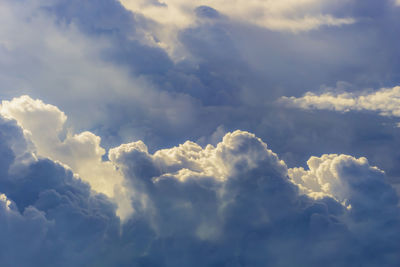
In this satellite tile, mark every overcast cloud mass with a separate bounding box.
[1,0,400,266]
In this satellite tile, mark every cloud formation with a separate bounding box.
[0,0,201,148]
[119,0,355,58]
[1,99,399,265]
[2,0,400,157]
[0,95,132,219]
[120,0,354,32]
[110,129,400,266]
[0,114,120,266]
[1,0,400,264]
[280,86,400,117]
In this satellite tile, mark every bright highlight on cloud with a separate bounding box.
[1,95,399,266]
[120,0,354,31]
[280,86,400,118]
[288,154,386,205]
[119,0,354,58]
[0,96,132,219]
[0,113,120,266]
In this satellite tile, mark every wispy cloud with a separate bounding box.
[280,86,400,117]
[119,0,354,58]
[120,0,354,31]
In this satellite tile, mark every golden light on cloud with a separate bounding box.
[119,0,354,31]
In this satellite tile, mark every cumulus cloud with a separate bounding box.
[0,114,120,266]
[280,86,400,117]
[1,102,400,265]
[2,0,400,263]
[0,95,132,219]
[289,154,390,205]
[110,129,400,266]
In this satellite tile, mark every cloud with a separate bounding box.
[110,129,400,266]
[120,0,354,32]
[1,0,400,264]
[1,103,400,265]
[0,95,133,219]
[2,0,400,213]
[289,154,394,207]
[1,0,400,159]
[119,0,354,58]
[0,0,205,149]
[280,86,400,117]
[0,114,120,266]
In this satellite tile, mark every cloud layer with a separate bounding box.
[1,97,399,266]
[1,0,400,265]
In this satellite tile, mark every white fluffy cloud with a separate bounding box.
[280,86,400,118]
[288,154,385,204]
[0,114,121,266]
[110,130,288,190]
[110,128,400,266]
[0,95,132,219]
[111,128,397,218]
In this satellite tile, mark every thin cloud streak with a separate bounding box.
[280,86,400,117]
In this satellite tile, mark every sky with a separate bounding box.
[0,0,400,266]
